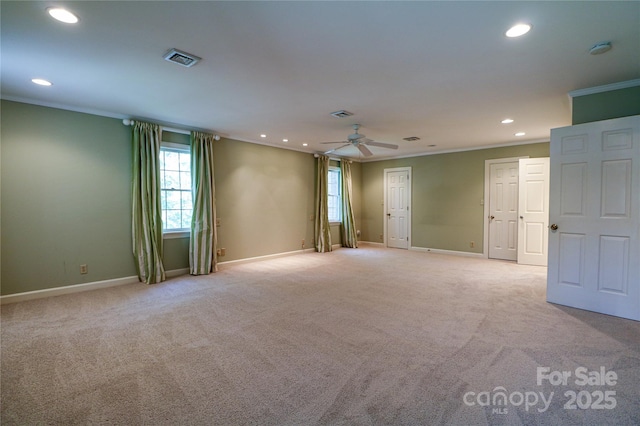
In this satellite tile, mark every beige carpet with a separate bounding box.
[2,246,639,425]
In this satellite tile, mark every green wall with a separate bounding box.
[361,143,550,253]
[572,86,640,125]
[1,101,135,294]
[1,101,320,295]
[213,137,315,261]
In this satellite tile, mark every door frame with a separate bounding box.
[383,167,412,249]
[483,157,528,259]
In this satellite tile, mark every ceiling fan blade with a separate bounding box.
[366,141,399,150]
[357,144,373,157]
[324,144,351,155]
[320,140,348,145]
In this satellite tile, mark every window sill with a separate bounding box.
[329,221,342,226]
[163,230,189,239]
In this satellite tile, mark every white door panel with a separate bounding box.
[385,168,411,249]
[489,162,519,260]
[548,115,640,321]
[518,158,550,266]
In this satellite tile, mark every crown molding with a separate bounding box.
[569,79,640,98]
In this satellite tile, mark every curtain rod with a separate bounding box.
[313,153,352,163]
[122,119,220,140]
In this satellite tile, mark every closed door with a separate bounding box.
[488,162,519,260]
[518,158,550,266]
[385,168,410,249]
[547,115,639,321]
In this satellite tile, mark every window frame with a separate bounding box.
[327,166,342,224]
[159,142,192,238]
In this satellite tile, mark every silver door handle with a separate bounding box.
[550,224,558,231]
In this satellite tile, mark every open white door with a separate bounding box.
[547,115,640,321]
[517,158,550,266]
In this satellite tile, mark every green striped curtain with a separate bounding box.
[340,160,358,248]
[189,132,217,274]
[314,155,332,252]
[131,121,166,284]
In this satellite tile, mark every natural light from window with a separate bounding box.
[160,145,192,231]
[328,167,341,223]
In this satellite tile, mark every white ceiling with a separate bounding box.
[2,1,639,160]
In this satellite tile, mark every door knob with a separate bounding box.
[387,213,391,217]
[489,215,495,220]
[550,224,558,231]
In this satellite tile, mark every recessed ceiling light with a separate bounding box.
[260,134,266,138]
[282,139,288,142]
[501,118,514,124]
[302,143,308,147]
[506,23,531,38]
[47,7,79,24]
[31,78,52,86]
[428,144,437,148]
[515,132,526,137]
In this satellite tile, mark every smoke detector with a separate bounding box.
[163,48,201,67]
[589,42,612,55]
[403,136,421,141]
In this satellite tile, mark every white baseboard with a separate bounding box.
[1,267,192,305]
[358,241,384,246]
[0,275,139,305]
[166,268,189,278]
[217,248,315,268]
[410,246,484,258]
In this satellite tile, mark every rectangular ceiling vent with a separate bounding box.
[330,110,354,118]
[403,136,421,141]
[163,48,201,68]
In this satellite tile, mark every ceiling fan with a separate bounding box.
[321,124,398,157]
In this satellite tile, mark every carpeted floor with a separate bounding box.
[2,245,639,425]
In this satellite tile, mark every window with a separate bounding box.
[159,143,192,232]
[327,166,341,223]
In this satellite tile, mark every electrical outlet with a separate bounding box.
[216,218,221,226]
[301,239,305,248]
[80,264,88,274]
[379,234,383,240]
[216,249,221,256]
[220,248,226,256]
[470,241,475,248]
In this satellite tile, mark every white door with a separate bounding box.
[488,162,519,260]
[547,115,640,321]
[385,168,411,249]
[518,158,550,266]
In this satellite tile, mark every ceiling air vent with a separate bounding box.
[330,110,354,118]
[403,136,421,141]
[163,48,201,68]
